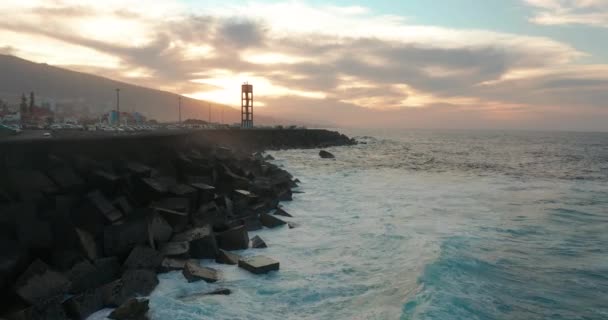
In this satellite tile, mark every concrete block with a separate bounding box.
[182,262,219,283]
[238,256,280,275]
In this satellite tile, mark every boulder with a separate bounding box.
[250,235,267,249]
[47,167,84,193]
[159,242,189,257]
[103,219,148,257]
[215,225,249,251]
[14,259,71,306]
[109,298,149,320]
[215,249,240,265]
[319,150,335,159]
[288,222,299,229]
[172,226,218,259]
[154,207,188,234]
[147,213,173,248]
[76,228,99,261]
[86,190,123,223]
[125,163,152,178]
[102,270,158,307]
[274,208,293,217]
[259,213,287,229]
[66,260,102,293]
[159,258,190,273]
[238,256,280,275]
[94,257,120,285]
[182,262,219,283]
[63,288,104,320]
[122,246,163,270]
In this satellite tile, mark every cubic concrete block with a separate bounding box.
[238,256,280,274]
[215,225,249,251]
[159,241,189,257]
[172,226,217,259]
[182,262,219,283]
[14,259,71,306]
[259,213,287,229]
[122,246,163,270]
[250,235,267,249]
[215,249,240,265]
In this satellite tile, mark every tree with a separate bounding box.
[29,91,35,111]
[20,93,28,114]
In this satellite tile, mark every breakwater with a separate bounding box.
[0,129,354,319]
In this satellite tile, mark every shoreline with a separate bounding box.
[0,129,354,319]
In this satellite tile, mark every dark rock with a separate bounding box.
[103,219,148,257]
[242,216,264,231]
[147,213,173,248]
[182,262,219,283]
[66,260,101,293]
[75,228,99,261]
[126,163,152,178]
[159,258,196,273]
[86,190,123,223]
[123,246,163,270]
[109,298,149,320]
[288,222,299,229]
[150,197,189,214]
[178,288,231,301]
[63,287,104,320]
[250,235,267,248]
[215,249,240,265]
[274,208,293,217]
[159,242,189,257]
[259,213,287,229]
[191,201,223,228]
[153,207,188,234]
[47,167,84,193]
[172,226,218,259]
[112,197,133,217]
[277,189,293,201]
[215,225,249,251]
[14,259,71,306]
[264,154,275,161]
[238,256,280,274]
[319,150,335,159]
[94,257,120,285]
[102,270,158,307]
[91,171,122,196]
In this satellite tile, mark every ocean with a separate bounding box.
[90,129,608,320]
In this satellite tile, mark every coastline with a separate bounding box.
[0,129,354,319]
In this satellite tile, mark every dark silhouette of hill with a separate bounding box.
[0,54,275,124]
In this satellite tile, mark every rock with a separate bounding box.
[158,258,195,273]
[238,256,280,274]
[215,225,249,251]
[109,298,149,320]
[215,249,240,265]
[277,189,293,201]
[147,213,173,248]
[154,207,188,234]
[94,257,120,285]
[135,178,168,204]
[91,170,122,196]
[112,197,133,216]
[190,182,216,206]
[75,228,99,261]
[14,259,71,306]
[63,288,104,320]
[264,154,275,161]
[259,213,287,229]
[274,208,293,217]
[151,197,190,214]
[288,222,299,229]
[47,166,84,193]
[182,261,219,283]
[86,190,123,223]
[159,241,189,257]
[125,162,152,178]
[178,288,231,301]
[103,219,148,257]
[123,246,163,270]
[66,260,101,293]
[319,150,335,159]
[172,226,218,259]
[169,184,197,211]
[102,270,158,307]
[251,235,267,248]
[242,216,264,231]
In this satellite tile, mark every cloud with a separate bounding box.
[524,0,608,27]
[0,0,606,130]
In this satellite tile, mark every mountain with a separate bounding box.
[0,54,278,125]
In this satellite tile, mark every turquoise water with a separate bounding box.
[89,130,608,320]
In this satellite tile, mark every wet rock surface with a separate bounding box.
[0,129,353,318]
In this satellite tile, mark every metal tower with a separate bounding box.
[241,83,253,128]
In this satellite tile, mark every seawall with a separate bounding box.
[0,128,353,319]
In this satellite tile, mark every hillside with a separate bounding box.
[0,55,273,124]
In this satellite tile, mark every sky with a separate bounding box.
[1,0,608,130]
